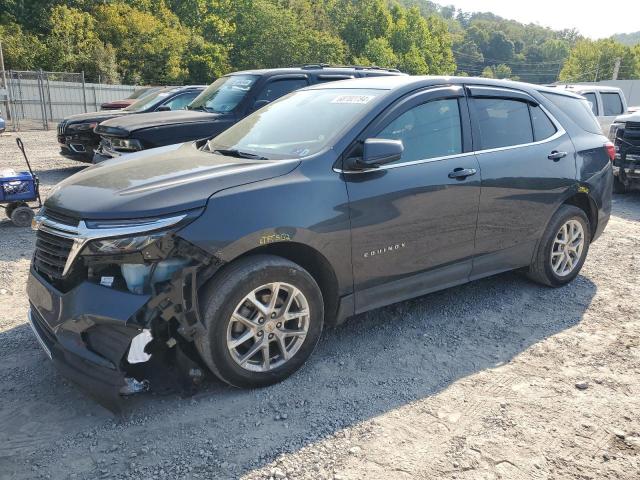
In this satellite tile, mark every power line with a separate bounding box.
[452,50,565,66]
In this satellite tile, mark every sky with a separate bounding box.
[445,0,640,39]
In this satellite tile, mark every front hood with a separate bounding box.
[95,110,220,137]
[614,112,640,124]
[45,143,300,219]
[62,110,131,127]
[101,100,135,108]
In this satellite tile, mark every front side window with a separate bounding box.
[189,75,259,113]
[473,98,533,149]
[601,92,624,116]
[582,92,598,115]
[375,98,462,163]
[207,88,384,159]
[256,78,309,103]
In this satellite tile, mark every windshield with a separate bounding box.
[124,88,176,112]
[206,88,384,159]
[188,75,258,113]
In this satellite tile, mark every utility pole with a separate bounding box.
[612,58,621,80]
[0,40,11,121]
[594,52,602,82]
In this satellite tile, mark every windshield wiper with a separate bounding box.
[211,148,269,160]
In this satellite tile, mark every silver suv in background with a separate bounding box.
[551,84,628,135]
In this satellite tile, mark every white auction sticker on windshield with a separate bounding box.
[331,95,375,104]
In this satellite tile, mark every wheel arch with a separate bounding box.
[562,191,598,238]
[215,242,341,326]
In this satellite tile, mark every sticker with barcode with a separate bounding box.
[331,95,375,104]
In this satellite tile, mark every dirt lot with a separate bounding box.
[0,130,638,480]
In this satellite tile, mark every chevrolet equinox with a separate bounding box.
[28,76,613,409]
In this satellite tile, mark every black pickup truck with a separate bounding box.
[57,86,204,162]
[93,65,404,162]
[609,112,640,192]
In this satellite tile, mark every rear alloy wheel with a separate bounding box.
[550,219,585,277]
[196,255,324,388]
[527,205,591,287]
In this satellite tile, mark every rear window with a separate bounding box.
[601,92,624,116]
[542,92,602,134]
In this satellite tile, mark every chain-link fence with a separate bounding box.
[0,70,137,131]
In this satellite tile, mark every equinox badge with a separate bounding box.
[363,242,406,258]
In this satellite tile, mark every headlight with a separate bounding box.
[83,232,165,255]
[73,122,98,131]
[77,211,202,258]
[609,122,624,142]
[112,138,143,152]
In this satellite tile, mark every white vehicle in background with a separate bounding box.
[551,84,628,135]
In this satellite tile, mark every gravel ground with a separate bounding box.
[0,130,638,480]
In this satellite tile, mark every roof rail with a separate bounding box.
[297,63,401,73]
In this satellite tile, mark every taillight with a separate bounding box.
[605,141,615,162]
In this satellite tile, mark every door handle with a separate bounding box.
[548,151,567,161]
[448,167,477,180]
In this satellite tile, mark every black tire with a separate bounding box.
[10,205,34,227]
[527,205,591,287]
[195,254,324,388]
[613,175,627,194]
[5,201,26,220]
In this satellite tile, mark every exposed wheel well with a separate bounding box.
[563,192,597,237]
[231,242,341,325]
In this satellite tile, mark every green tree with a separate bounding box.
[560,39,637,82]
[337,0,392,58]
[354,37,398,68]
[485,31,514,62]
[44,5,119,82]
[230,0,346,70]
[481,63,515,79]
[0,22,46,70]
[93,2,192,83]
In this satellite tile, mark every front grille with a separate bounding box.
[30,303,56,346]
[41,207,79,227]
[626,122,640,131]
[57,121,67,135]
[34,229,74,279]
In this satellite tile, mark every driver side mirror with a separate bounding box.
[156,105,171,112]
[251,100,270,112]
[347,138,404,170]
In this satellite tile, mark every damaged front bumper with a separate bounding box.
[27,268,152,412]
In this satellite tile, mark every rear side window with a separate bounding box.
[541,92,601,134]
[601,92,624,116]
[375,98,462,163]
[582,92,598,115]
[530,105,557,141]
[256,78,309,102]
[472,98,533,149]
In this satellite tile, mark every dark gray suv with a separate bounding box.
[28,76,613,410]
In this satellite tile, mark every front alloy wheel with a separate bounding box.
[196,255,324,388]
[227,282,310,372]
